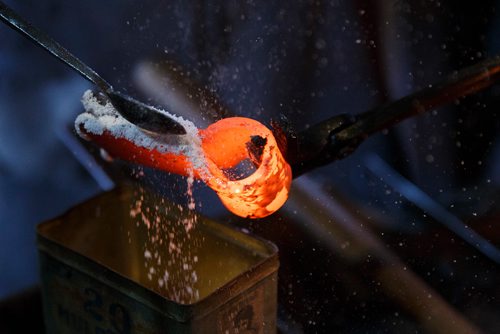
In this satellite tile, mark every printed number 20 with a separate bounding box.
[83,288,131,334]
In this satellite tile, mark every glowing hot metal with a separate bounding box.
[76,93,292,218]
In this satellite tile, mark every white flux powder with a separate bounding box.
[130,187,200,304]
[75,90,209,174]
[75,90,206,303]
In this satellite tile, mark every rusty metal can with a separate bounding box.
[37,186,278,333]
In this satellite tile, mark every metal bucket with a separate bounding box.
[37,186,278,333]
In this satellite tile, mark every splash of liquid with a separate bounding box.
[76,91,292,218]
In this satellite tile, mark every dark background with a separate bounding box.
[1,0,499,332]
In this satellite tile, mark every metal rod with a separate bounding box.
[0,2,112,92]
[337,56,500,142]
[0,1,187,135]
[291,56,500,176]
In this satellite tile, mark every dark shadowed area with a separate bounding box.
[1,0,499,333]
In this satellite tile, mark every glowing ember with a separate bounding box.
[76,90,292,218]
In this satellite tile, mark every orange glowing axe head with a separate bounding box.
[200,117,292,218]
[76,93,292,218]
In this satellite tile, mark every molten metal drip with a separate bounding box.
[80,117,292,218]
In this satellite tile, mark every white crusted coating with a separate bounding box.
[75,90,208,172]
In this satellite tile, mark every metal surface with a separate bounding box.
[290,56,500,176]
[37,186,278,333]
[0,1,186,135]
